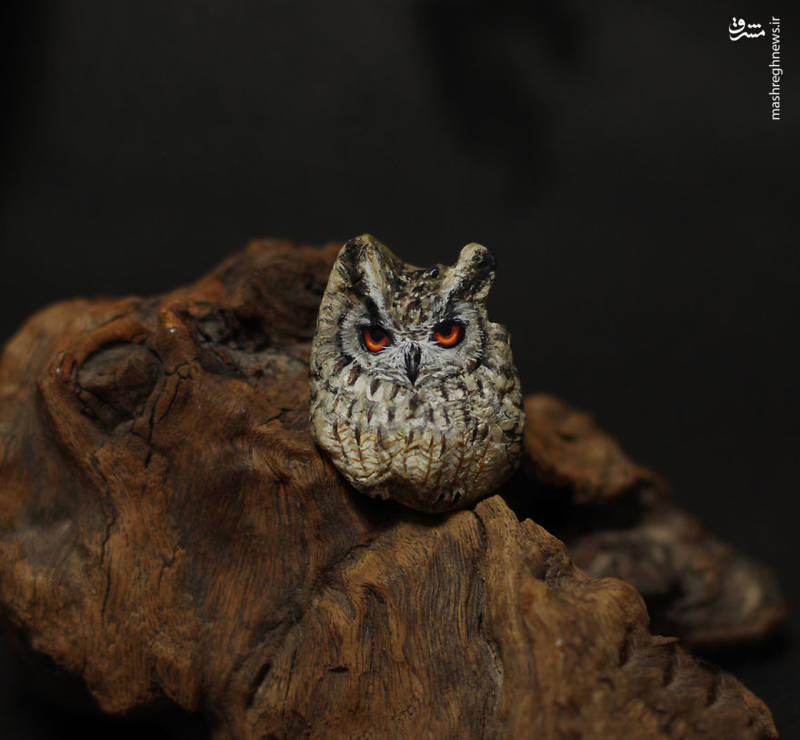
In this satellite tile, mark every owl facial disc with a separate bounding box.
[309,234,525,512]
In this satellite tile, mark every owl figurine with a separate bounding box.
[309,234,525,512]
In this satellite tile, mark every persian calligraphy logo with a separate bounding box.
[727,16,782,120]
[728,17,766,41]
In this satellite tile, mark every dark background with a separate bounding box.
[1,1,797,737]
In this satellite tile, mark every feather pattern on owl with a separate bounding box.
[309,234,524,512]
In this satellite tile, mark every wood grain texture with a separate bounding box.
[518,395,788,648]
[0,239,781,737]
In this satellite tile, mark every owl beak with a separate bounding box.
[404,343,421,385]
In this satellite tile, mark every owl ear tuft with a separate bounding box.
[444,243,496,303]
[336,234,397,300]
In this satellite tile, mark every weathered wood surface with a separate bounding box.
[0,239,783,737]
[519,395,788,648]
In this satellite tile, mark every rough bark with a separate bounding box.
[0,239,782,737]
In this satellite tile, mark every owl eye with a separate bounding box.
[432,320,464,348]
[362,325,391,352]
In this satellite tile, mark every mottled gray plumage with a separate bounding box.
[309,234,524,511]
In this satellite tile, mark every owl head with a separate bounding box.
[310,234,524,512]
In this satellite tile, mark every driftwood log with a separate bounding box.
[0,239,785,738]
[516,396,787,649]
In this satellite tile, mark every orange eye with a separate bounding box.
[362,326,390,352]
[432,321,464,348]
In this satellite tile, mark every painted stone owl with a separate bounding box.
[309,234,525,512]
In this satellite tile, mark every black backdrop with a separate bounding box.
[1,1,797,737]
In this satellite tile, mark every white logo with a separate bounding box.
[729,17,766,41]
